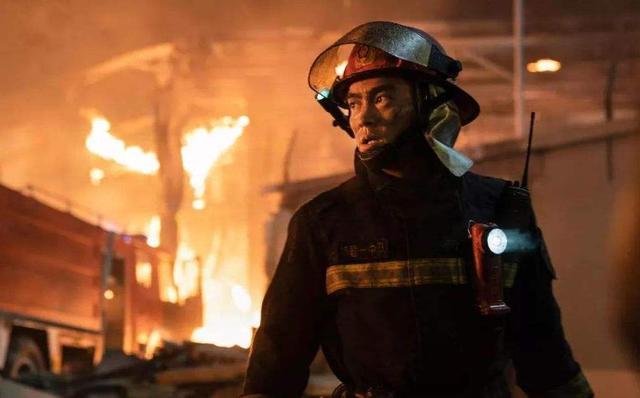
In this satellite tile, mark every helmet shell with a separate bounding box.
[308,21,480,125]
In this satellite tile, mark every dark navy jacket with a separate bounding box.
[243,157,592,398]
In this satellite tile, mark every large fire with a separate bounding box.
[86,115,249,210]
[87,115,258,349]
[181,116,249,210]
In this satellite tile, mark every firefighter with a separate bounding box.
[242,21,593,398]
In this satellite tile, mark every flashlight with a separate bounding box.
[486,227,508,255]
[469,222,511,316]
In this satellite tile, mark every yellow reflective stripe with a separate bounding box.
[326,259,518,295]
[503,262,517,288]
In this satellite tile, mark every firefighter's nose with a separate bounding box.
[355,101,379,128]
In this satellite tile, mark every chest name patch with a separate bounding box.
[340,239,389,262]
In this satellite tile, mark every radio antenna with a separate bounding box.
[521,112,536,189]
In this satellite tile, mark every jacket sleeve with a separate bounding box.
[242,207,328,398]
[511,228,593,397]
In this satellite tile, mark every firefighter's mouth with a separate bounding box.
[359,135,386,153]
[362,136,384,145]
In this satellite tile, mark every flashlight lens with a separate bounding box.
[487,228,508,254]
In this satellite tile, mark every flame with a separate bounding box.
[181,116,249,210]
[191,281,258,348]
[157,242,199,305]
[189,226,259,348]
[250,309,261,328]
[137,332,149,345]
[173,243,200,304]
[135,261,153,288]
[144,329,162,360]
[86,117,159,175]
[192,198,205,210]
[164,286,178,304]
[231,285,251,313]
[145,215,161,248]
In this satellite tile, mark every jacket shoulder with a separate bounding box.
[463,171,509,197]
[462,171,510,221]
[294,176,362,220]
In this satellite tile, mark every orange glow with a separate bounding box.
[86,117,159,175]
[181,116,249,209]
[104,289,115,300]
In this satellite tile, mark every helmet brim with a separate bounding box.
[438,79,480,126]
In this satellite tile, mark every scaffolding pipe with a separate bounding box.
[513,0,525,138]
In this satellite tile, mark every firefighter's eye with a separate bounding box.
[347,100,360,110]
[375,94,391,105]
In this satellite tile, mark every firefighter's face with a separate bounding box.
[347,76,416,154]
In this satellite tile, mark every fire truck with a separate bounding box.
[0,183,175,378]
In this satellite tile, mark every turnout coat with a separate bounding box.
[243,156,592,398]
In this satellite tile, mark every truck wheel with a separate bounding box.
[5,336,46,379]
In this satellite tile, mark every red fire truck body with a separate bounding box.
[0,183,169,377]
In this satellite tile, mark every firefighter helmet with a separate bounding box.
[308,21,479,126]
